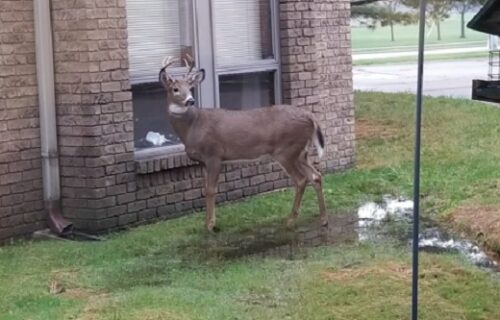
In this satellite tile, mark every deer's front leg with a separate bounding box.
[204,159,221,232]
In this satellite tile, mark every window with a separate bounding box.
[219,72,275,110]
[127,0,194,83]
[213,0,274,66]
[132,84,198,149]
[127,0,195,150]
[212,0,280,111]
[127,0,280,152]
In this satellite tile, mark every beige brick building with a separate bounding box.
[0,0,354,241]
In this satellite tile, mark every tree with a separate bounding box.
[351,1,417,40]
[384,1,418,41]
[351,0,385,24]
[430,0,453,40]
[453,0,487,38]
[405,0,453,40]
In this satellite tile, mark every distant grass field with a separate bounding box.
[352,13,488,53]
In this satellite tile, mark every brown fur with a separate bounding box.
[169,106,315,162]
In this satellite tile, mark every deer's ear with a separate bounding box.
[159,68,175,88]
[189,69,205,86]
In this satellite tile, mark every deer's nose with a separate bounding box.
[185,97,195,106]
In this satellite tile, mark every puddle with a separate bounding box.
[358,196,499,272]
[419,228,497,269]
[201,196,499,273]
[202,214,359,260]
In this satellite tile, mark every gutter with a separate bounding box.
[33,0,72,235]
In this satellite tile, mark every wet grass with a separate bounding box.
[355,92,500,213]
[1,92,500,319]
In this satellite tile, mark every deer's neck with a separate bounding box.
[166,103,198,143]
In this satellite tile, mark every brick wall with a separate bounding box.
[0,0,354,239]
[280,0,355,171]
[51,0,135,231]
[0,1,45,242]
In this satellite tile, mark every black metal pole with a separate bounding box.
[412,0,427,319]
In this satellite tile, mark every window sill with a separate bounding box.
[134,145,199,174]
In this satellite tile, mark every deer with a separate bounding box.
[159,55,328,232]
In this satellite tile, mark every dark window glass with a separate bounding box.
[132,83,187,149]
[219,72,275,110]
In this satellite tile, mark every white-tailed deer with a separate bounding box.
[159,56,327,232]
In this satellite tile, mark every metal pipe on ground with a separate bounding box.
[33,0,73,235]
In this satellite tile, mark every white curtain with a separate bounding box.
[126,0,186,84]
[213,0,263,67]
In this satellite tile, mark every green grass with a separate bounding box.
[1,92,500,319]
[352,14,488,53]
[356,92,500,211]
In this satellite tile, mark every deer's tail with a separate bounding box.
[312,121,324,159]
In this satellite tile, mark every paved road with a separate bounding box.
[353,59,489,98]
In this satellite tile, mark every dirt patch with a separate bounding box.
[450,205,500,255]
[321,262,411,283]
[46,268,113,319]
[133,309,188,320]
[356,119,401,141]
[76,293,112,320]
[48,269,81,295]
[321,260,473,286]
[62,288,100,300]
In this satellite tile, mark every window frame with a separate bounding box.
[132,0,281,158]
[211,0,282,108]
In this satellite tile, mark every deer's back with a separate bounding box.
[190,105,315,161]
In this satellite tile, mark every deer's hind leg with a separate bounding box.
[276,154,308,228]
[296,152,328,226]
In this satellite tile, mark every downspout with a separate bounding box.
[33,0,73,235]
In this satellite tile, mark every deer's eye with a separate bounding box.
[173,88,179,93]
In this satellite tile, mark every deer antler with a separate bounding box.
[159,56,178,84]
[183,53,196,79]
[162,56,177,69]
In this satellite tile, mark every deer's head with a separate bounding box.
[159,55,205,113]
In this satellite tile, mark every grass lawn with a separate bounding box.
[1,92,500,319]
[352,14,488,54]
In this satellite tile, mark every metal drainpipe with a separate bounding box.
[33,0,72,235]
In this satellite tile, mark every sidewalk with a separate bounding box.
[353,46,488,61]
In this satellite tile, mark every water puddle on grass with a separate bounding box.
[202,196,499,273]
